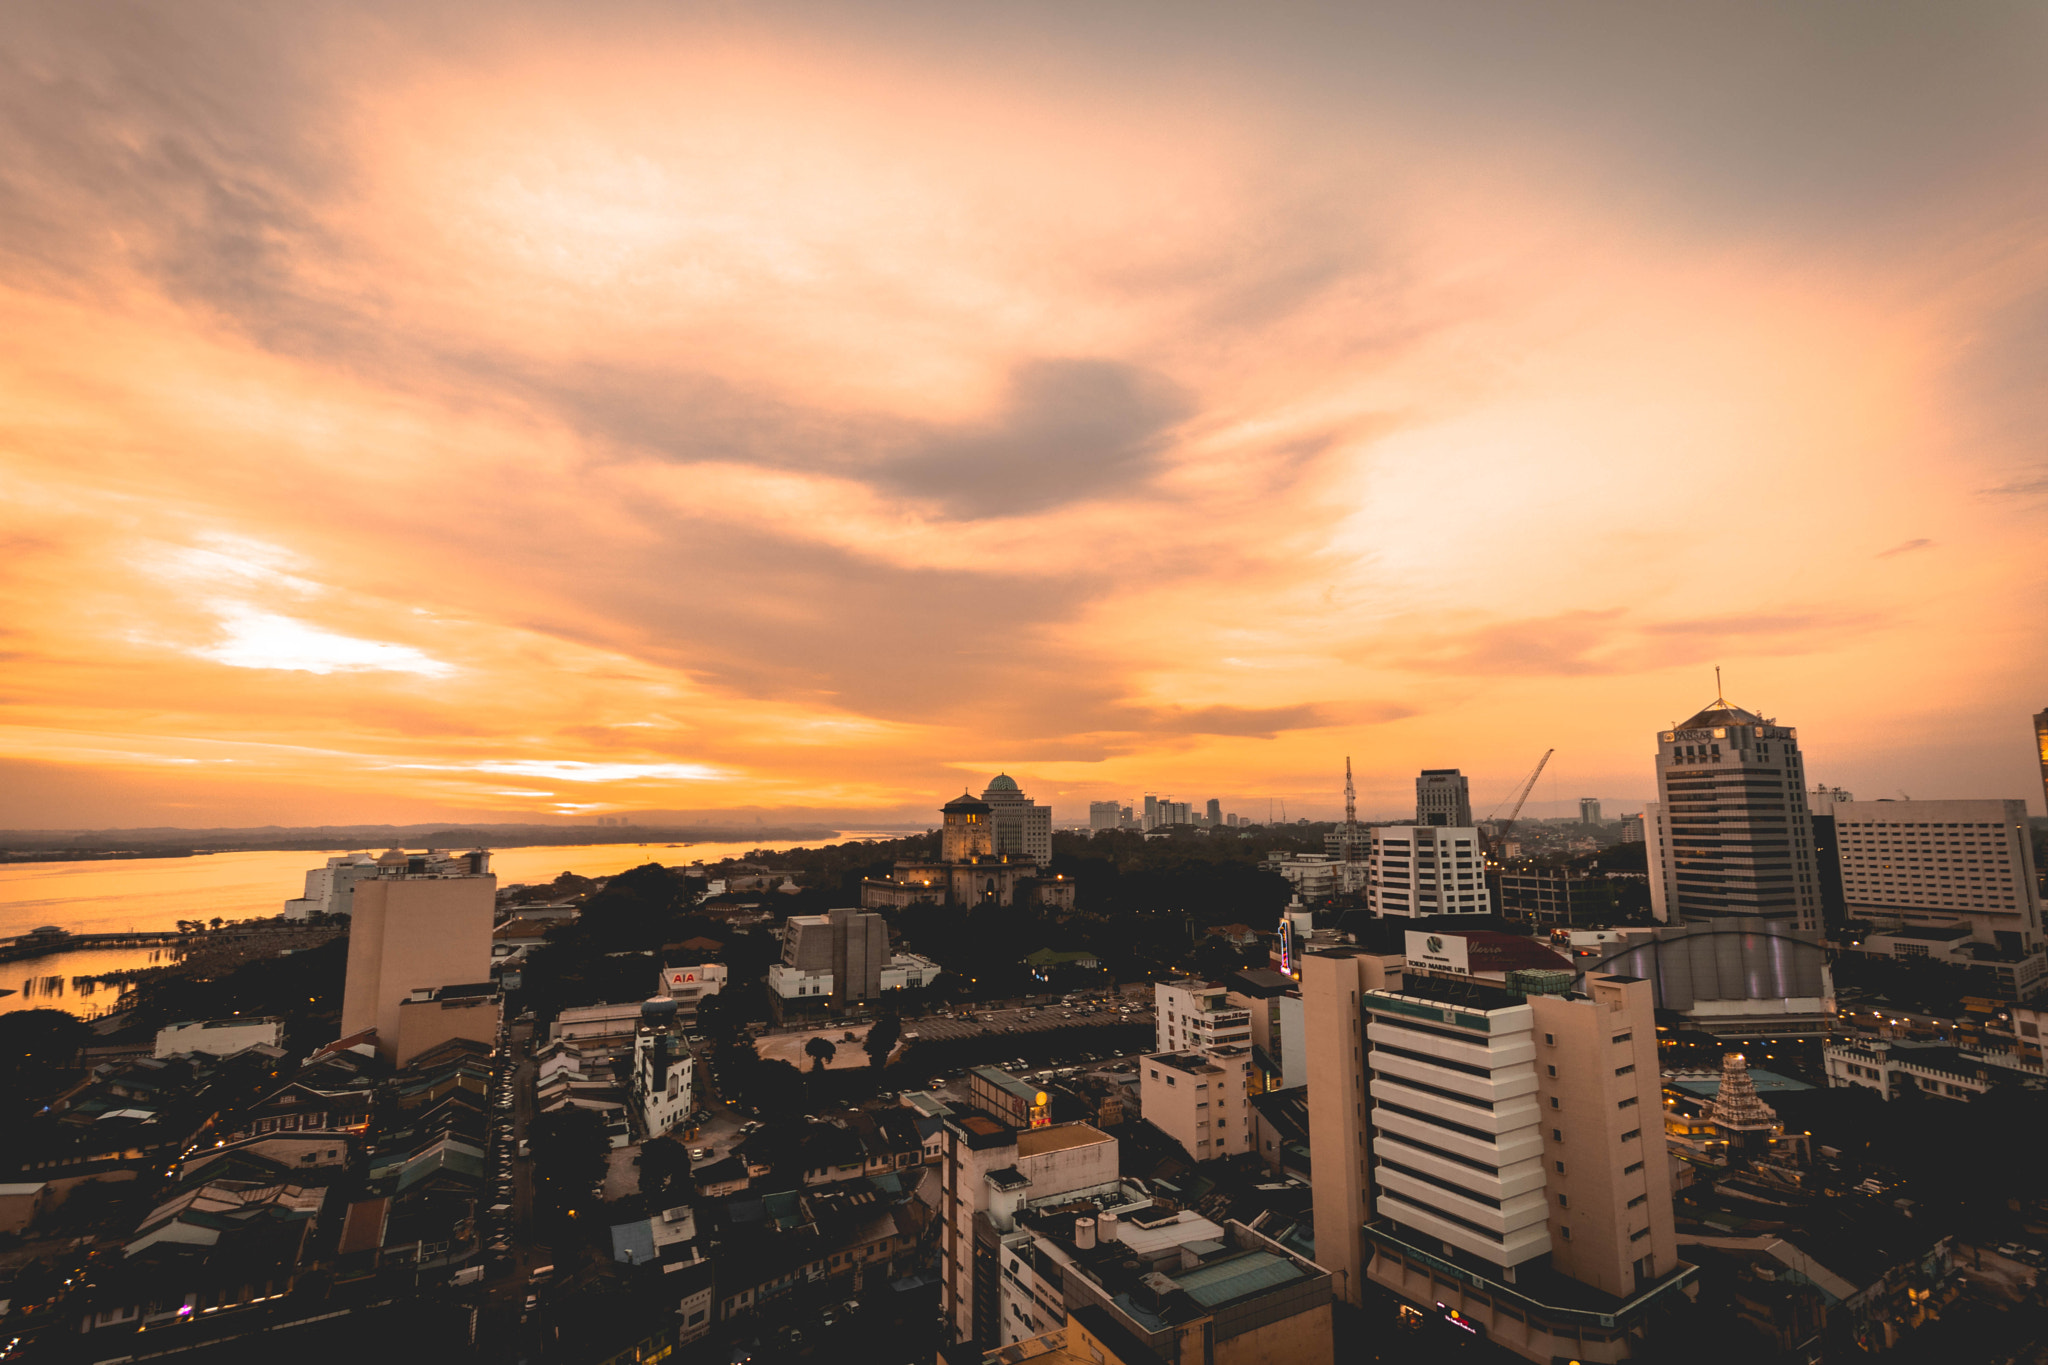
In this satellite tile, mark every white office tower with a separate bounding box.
[1088,800,1124,832]
[1416,769,1473,827]
[1367,826,1490,917]
[1831,799,2043,952]
[981,774,1052,863]
[1647,694,1821,931]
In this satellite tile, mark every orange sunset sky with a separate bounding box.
[3,2,2046,831]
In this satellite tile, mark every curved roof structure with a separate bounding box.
[1676,699,1766,730]
[942,792,992,815]
[984,773,1020,793]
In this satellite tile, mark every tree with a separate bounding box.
[209,917,223,931]
[804,1036,837,1071]
[638,1135,692,1206]
[863,1014,902,1068]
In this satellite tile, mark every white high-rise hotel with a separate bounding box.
[1644,695,1821,931]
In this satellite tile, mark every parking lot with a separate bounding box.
[900,997,1152,1043]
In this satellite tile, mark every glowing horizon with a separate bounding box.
[3,2,2046,830]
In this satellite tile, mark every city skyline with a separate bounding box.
[6,2,2048,831]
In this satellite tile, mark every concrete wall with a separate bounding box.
[341,871,494,1055]
[1300,948,1402,1306]
[394,994,500,1067]
[1531,975,1676,1299]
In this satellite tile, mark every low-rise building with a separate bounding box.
[1823,1037,2035,1101]
[1153,979,1253,1054]
[633,1026,695,1139]
[1140,1047,1252,1161]
[656,961,728,1016]
[393,983,499,1067]
[153,1017,285,1060]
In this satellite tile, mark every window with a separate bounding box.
[1612,1032,1633,1045]
[1545,1033,1555,1045]
[1618,1097,1638,1109]
[1547,1064,1557,1077]
[1557,1194,1568,1208]
[1555,1161,1566,1174]
[1552,1128,1562,1141]
[1624,1161,1644,1174]
[1561,1226,1572,1241]
[1630,1227,1652,1242]
[1549,1097,1560,1110]
[1627,1194,1647,1209]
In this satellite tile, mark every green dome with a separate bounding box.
[984,773,1020,792]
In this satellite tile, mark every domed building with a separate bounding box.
[862,777,1076,912]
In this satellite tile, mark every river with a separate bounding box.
[0,832,919,1019]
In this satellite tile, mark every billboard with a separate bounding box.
[1405,930,1469,977]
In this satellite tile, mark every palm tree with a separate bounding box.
[803,1036,836,1071]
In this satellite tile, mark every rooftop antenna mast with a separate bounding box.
[1343,756,1361,862]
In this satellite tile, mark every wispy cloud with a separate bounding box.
[1874,538,1935,558]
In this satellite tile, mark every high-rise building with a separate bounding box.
[1415,769,1473,826]
[340,849,495,1060]
[1087,800,1123,832]
[1647,694,1821,931]
[1302,952,1691,1360]
[1206,797,1222,825]
[1143,794,1160,829]
[1579,797,1603,825]
[1829,799,2043,953]
[2035,706,2048,814]
[981,773,1051,863]
[1365,825,1490,917]
[1299,947,1405,1306]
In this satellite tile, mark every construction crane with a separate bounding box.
[1485,748,1555,853]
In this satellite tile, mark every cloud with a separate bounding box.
[1392,610,1630,677]
[1,0,2046,826]
[1874,538,1935,558]
[193,608,455,677]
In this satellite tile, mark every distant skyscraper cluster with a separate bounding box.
[1087,793,1247,831]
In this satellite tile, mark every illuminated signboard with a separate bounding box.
[1030,1091,1051,1128]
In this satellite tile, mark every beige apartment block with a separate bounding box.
[1529,976,1677,1299]
[340,849,495,1059]
[1139,1046,1252,1161]
[1358,971,1695,1363]
[1299,946,1404,1307]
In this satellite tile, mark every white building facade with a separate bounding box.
[1830,798,2041,951]
[1366,826,1490,918]
[1153,980,1253,1053]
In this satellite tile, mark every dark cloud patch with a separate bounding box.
[1982,468,2048,497]
[874,360,1190,517]
[1394,609,1628,677]
[1136,703,1338,740]
[1874,539,1935,559]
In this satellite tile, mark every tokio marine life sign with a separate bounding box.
[1405,930,1469,977]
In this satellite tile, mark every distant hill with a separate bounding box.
[0,822,846,862]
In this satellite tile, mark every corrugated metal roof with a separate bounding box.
[1173,1250,1306,1307]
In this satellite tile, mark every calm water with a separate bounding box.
[0,832,918,1018]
